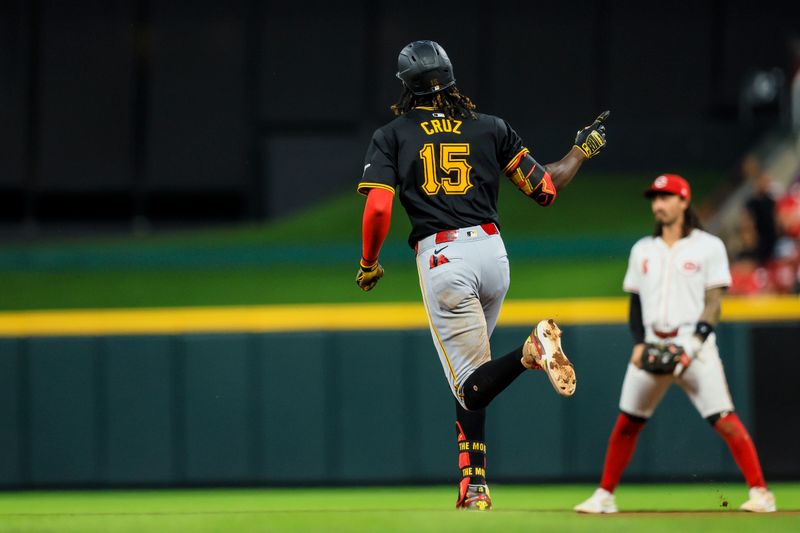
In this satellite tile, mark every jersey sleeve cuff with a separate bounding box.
[502,148,530,176]
[357,182,396,197]
[623,285,640,294]
[705,281,731,290]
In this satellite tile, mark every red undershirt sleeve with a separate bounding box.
[360,187,394,265]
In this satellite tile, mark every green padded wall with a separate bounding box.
[182,334,252,483]
[104,336,175,484]
[28,337,98,484]
[259,332,328,482]
[336,331,407,482]
[0,323,762,487]
[0,339,21,486]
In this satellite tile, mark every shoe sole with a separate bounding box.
[461,495,492,511]
[535,319,576,397]
[740,503,776,512]
[574,505,618,514]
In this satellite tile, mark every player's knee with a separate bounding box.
[708,410,741,436]
[461,371,489,411]
[616,411,648,437]
[706,410,732,427]
[462,387,489,411]
[621,411,648,426]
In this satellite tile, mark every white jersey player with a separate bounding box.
[574,174,776,513]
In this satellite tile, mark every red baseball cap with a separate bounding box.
[644,174,691,201]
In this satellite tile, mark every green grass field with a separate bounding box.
[0,171,724,310]
[0,258,628,310]
[0,484,797,532]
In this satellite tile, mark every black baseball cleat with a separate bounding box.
[522,319,576,397]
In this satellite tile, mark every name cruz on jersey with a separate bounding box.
[420,119,463,135]
[357,108,545,247]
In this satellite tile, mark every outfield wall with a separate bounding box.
[0,298,797,488]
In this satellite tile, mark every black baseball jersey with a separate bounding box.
[357,107,530,248]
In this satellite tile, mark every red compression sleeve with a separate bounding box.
[599,413,646,493]
[714,413,767,488]
[361,188,393,264]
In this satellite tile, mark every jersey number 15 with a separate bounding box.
[419,143,474,195]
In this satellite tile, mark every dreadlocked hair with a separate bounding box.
[390,86,477,120]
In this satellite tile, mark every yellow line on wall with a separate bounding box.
[0,296,796,337]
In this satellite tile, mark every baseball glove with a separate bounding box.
[641,343,691,375]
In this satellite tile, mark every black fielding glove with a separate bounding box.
[641,342,691,376]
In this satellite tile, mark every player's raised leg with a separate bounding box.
[459,343,526,410]
[460,318,577,410]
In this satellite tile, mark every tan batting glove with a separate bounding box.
[356,259,384,291]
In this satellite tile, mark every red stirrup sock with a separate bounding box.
[713,413,767,488]
[599,412,647,493]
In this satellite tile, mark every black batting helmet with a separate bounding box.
[396,40,456,95]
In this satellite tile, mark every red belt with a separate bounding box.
[653,328,679,339]
[435,223,498,244]
[415,223,498,254]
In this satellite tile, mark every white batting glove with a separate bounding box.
[686,335,704,360]
[672,336,704,377]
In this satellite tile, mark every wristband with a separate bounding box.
[695,321,714,342]
[360,257,378,269]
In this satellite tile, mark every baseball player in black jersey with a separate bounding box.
[356,40,609,510]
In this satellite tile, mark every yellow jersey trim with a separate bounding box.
[357,182,396,196]
[414,106,436,110]
[0,296,797,337]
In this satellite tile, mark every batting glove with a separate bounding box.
[672,336,703,377]
[356,259,384,292]
[574,110,610,158]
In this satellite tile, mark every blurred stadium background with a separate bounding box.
[1,0,800,528]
